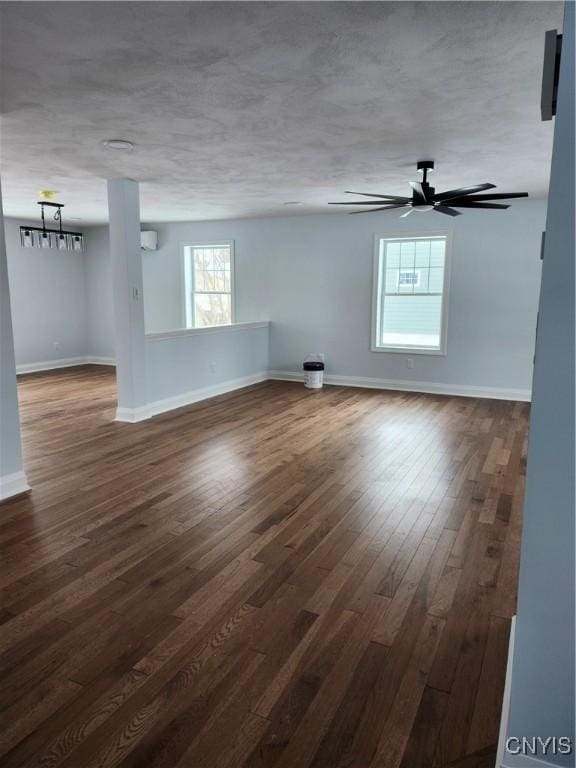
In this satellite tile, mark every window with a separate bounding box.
[183,241,234,328]
[372,234,450,354]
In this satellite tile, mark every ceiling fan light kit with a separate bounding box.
[329,161,529,217]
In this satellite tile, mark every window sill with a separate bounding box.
[146,321,270,341]
[371,345,446,357]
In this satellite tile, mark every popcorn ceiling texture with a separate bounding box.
[0,1,562,224]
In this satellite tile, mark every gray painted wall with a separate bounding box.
[141,219,271,333]
[6,200,546,398]
[0,184,26,486]
[84,225,114,360]
[507,3,575,764]
[138,200,545,395]
[146,325,269,404]
[4,218,88,367]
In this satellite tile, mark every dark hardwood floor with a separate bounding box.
[0,365,529,768]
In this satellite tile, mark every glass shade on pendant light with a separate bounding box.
[72,234,84,252]
[20,229,34,248]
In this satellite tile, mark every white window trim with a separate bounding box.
[180,240,236,329]
[370,231,452,356]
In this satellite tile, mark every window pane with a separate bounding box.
[418,266,431,292]
[195,269,230,292]
[378,236,447,350]
[428,266,444,293]
[386,244,401,268]
[430,241,445,267]
[381,295,443,349]
[414,241,431,268]
[400,241,416,270]
[385,268,400,293]
[194,293,231,327]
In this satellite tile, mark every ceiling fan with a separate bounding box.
[329,160,528,217]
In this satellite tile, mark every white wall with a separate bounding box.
[140,219,271,333]
[84,225,115,360]
[267,202,544,394]
[5,218,88,367]
[7,200,545,398]
[0,186,28,498]
[145,323,270,409]
[141,200,545,397]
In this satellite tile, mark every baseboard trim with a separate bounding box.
[114,371,268,422]
[267,370,531,402]
[87,356,115,367]
[16,356,115,374]
[115,404,151,423]
[0,470,31,502]
[147,372,269,418]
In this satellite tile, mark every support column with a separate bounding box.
[0,177,30,501]
[504,3,575,765]
[107,178,148,422]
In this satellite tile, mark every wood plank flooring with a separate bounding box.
[0,366,529,768]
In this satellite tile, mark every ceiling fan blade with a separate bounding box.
[409,181,428,203]
[445,192,528,203]
[350,204,408,214]
[329,200,409,206]
[344,191,412,202]
[434,183,496,202]
[447,202,510,210]
[400,208,414,218]
[434,206,461,217]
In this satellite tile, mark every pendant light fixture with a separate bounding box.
[20,193,85,251]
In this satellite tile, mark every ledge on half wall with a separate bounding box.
[0,470,31,502]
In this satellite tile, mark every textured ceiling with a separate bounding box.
[0,1,563,224]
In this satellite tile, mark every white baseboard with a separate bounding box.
[147,372,268,418]
[115,371,268,422]
[267,370,531,402]
[15,361,530,402]
[115,404,151,423]
[0,470,30,502]
[87,356,115,366]
[16,356,87,374]
[16,356,115,374]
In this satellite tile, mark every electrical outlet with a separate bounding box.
[406,358,414,370]
[209,361,217,373]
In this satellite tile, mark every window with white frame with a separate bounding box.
[183,242,234,328]
[372,235,449,353]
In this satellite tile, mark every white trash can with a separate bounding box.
[303,361,324,389]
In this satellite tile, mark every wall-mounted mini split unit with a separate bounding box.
[141,231,158,251]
